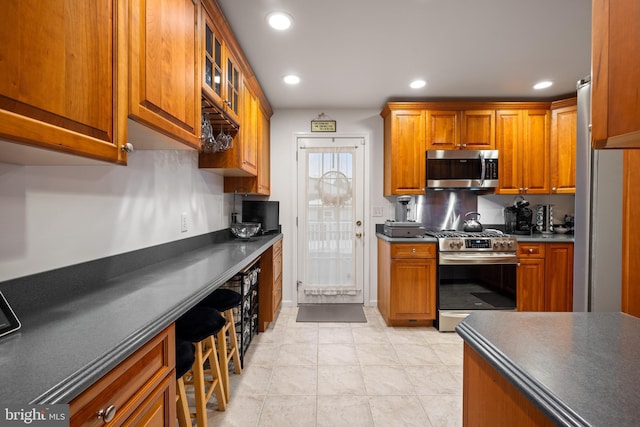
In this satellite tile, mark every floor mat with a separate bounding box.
[296,304,367,323]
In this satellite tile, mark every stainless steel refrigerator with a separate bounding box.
[573,77,623,312]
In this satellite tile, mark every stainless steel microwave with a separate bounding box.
[425,150,499,189]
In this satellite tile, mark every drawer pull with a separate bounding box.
[528,248,534,253]
[412,248,416,253]
[97,405,116,423]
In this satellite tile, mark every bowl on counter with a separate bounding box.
[230,222,261,239]
[554,226,569,234]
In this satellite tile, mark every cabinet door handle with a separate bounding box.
[97,405,116,423]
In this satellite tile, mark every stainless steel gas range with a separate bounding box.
[425,230,518,331]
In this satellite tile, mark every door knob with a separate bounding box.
[355,232,362,238]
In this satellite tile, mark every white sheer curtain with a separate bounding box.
[304,146,356,287]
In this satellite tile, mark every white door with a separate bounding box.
[297,136,365,304]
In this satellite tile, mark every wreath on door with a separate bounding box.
[317,171,351,206]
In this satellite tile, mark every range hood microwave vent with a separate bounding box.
[425,150,499,190]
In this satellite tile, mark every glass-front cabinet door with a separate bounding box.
[201,5,241,124]
[204,21,223,100]
[224,51,241,122]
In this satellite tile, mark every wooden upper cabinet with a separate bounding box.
[199,0,273,179]
[382,108,426,195]
[128,0,200,149]
[591,0,640,148]
[201,2,241,124]
[256,107,271,194]
[0,0,127,165]
[550,99,577,194]
[495,110,523,194]
[426,109,494,150]
[462,110,495,149]
[240,83,259,174]
[426,110,460,150]
[522,110,550,194]
[200,79,256,176]
[496,109,550,195]
[222,84,269,192]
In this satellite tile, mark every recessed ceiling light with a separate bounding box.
[533,80,553,90]
[267,12,293,30]
[283,75,300,85]
[410,79,427,89]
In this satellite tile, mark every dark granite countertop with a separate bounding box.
[0,232,282,405]
[515,233,575,243]
[456,311,640,427]
[376,232,573,244]
[375,233,438,243]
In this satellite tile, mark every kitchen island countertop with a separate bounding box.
[457,311,640,426]
[0,232,282,405]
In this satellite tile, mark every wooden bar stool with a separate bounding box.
[175,306,227,427]
[198,288,242,402]
[175,339,195,427]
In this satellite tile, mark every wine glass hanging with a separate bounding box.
[201,112,234,153]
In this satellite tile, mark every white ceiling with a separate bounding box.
[216,0,592,110]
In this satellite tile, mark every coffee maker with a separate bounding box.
[383,195,426,237]
[394,195,412,222]
[504,196,533,235]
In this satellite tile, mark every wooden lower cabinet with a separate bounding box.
[517,258,545,312]
[70,325,176,427]
[258,237,283,331]
[463,343,555,427]
[517,242,573,312]
[544,243,574,311]
[377,239,436,326]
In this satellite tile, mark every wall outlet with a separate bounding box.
[180,212,188,232]
[372,206,384,217]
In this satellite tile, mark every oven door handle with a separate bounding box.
[438,252,518,265]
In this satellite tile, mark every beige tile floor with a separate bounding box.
[205,306,463,427]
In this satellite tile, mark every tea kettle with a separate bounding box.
[463,212,483,232]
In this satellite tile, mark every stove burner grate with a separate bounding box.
[425,230,506,239]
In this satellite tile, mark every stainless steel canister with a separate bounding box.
[536,204,554,233]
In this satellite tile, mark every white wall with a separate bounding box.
[0,151,229,282]
[269,109,388,307]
